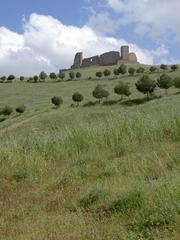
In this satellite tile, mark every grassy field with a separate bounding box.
[0,64,180,239]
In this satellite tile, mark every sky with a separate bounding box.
[0,0,180,76]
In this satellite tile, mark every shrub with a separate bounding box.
[33,75,39,83]
[114,81,131,99]
[160,64,168,70]
[171,64,178,71]
[96,71,103,78]
[1,76,6,82]
[128,67,136,75]
[59,71,65,80]
[72,92,84,106]
[149,66,157,73]
[51,96,63,108]
[118,64,127,75]
[136,67,145,74]
[174,77,180,89]
[103,69,111,77]
[76,72,82,79]
[136,75,156,98]
[7,75,15,80]
[2,106,13,116]
[157,74,173,95]
[20,76,24,81]
[69,71,75,80]
[39,71,47,81]
[92,85,109,103]
[113,68,120,76]
[49,72,57,79]
[16,105,26,114]
[12,169,29,182]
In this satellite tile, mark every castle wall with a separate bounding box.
[121,46,129,61]
[99,51,120,66]
[71,52,83,69]
[81,55,100,67]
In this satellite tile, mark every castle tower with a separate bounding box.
[71,52,83,69]
[121,46,129,61]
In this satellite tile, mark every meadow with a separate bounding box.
[0,64,179,240]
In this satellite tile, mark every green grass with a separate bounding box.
[0,64,179,239]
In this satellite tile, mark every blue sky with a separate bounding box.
[0,0,180,75]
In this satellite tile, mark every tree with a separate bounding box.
[92,85,108,103]
[16,105,26,114]
[174,77,180,89]
[149,66,157,73]
[114,82,131,99]
[0,76,6,82]
[103,69,111,77]
[39,71,47,81]
[160,64,168,71]
[128,67,136,75]
[118,64,127,75]
[51,96,63,108]
[20,76,24,81]
[59,71,65,81]
[136,67,145,74]
[33,75,39,83]
[136,75,156,98]
[69,71,75,80]
[7,75,15,81]
[76,72,82,79]
[171,65,178,71]
[157,74,173,95]
[2,106,13,116]
[49,72,57,79]
[113,68,119,76]
[96,71,103,79]
[72,92,84,106]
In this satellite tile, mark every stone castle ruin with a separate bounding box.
[71,45,138,69]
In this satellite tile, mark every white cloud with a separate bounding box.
[107,0,180,42]
[0,13,158,76]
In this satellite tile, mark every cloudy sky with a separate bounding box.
[0,0,180,76]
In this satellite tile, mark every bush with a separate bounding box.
[160,64,168,70]
[157,74,173,95]
[114,81,131,99]
[128,67,136,75]
[51,96,63,108]
[20,76,24,81]
[39,71,47,81]
[136,67,145,74]
[1,76,6,82]
[96,71,103,78]
[33,75,39,83]
[59,71,65,80]
[72,92,84,106]
[149,66,157,73]
[171,64,178,71]
[7,75,15,81]
[174,77,180,89]
[113,68,119,76]
[118,64,127,75]
[136,75,156,98]
[93,85,109,102]
[2,106,13,116]
[103,69,111,77]
[76,72,82,79]
[16,105,26,114]
[69,71,75,80]
[12,169,29,182]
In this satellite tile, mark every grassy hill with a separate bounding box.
[0,64,179,240]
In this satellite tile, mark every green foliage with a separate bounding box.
[58,71,65,80]
[174,77,180,89]
[136,67,145,74]
[33,75,39,82]
[103,69,111,77]
[49,72,57,79]
[149,66,157,73]
[76,72,82,79]
[160,64,168,70]
[96,71,103,78]
[12,169,29,182]
[7,75,15,81]
[136,75,156,97]
[157,74,173,95]
[16,105,26,114]
[51,96,63,108]
[113,68,119,76]
[69,71,75,80]
[128,67,136,75]
[0,76,6,82]
[72,92,84,106]
[114,81,131,98]
[171,64,178,71]
[2,106,13,116]
[92,85,109,102]
[118,64,127,75]
[39,71,47,80]
[20,76,24,81]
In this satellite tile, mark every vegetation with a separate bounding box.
[157,74,173,95]
[16,105,26,114]
[118,63,127,75]
[128,67,136,75]
[160,64,168,70]
[51,96,63,108]
[69,71,75,80]
[2,106,13,115]
[174,77,180,89]
[136,74,156,97]
[72,92,84,106]
[96,71,103,78]
[114,81,131,99]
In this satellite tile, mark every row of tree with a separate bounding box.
[51,74,180,108]
[0,105,26,117]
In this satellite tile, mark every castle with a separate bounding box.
[71,45,138,69]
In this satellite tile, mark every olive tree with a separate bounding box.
[114,82,131,99]
[51,96,63,108]
[157,74,173,95]
[136,75,156,98]
[72,92,84,106]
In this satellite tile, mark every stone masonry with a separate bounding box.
[71,45,138,69]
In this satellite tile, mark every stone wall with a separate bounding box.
[100,51,120,66]
[81,55,100,67]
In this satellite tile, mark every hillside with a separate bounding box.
[0,64,180,240]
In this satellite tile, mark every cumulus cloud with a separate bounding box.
[107,0,180,42]
[0,13,158,76]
